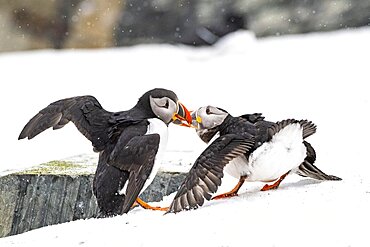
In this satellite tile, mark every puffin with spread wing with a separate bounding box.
[167,106,341,213]
[19,88,192,217]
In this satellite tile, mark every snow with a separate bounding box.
[1,28,370,246]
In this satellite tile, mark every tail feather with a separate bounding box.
[297,161,342,181]
[299,120,317,139]
[296,141,341,181]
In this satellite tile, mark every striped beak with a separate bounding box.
[172,102,194,127]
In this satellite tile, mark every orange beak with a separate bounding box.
[172,102,194,127]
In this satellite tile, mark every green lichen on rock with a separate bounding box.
[16,160,95,176]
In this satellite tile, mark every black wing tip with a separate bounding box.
[18,128,32,140]
[18,134,26,140]
[166,201,198,214]
[298,119,317,139]
[167,135,252,214]
[17,124,44,140]
[299,119,316,127]
[329,175,342,181]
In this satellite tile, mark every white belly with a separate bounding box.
[142,118,168,190]
[225,123,307,182]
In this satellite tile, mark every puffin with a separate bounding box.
[18,88,193,217]
[167,106,341,213]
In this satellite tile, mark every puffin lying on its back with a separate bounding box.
[19,88,192,217]
[167,106,341,213]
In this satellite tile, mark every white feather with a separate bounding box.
[225,123,307,182]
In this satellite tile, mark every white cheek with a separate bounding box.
[169,101,177,114]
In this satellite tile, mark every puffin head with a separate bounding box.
[138,88,192,127]
[191,105,229,143]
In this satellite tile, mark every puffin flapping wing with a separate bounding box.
[18,96,112,151]
[167,134,254,214]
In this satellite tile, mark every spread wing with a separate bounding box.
[18,96,113,151]
[107,129,160,214]
[167,134,254,214]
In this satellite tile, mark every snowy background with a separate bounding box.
[0,28,370,246]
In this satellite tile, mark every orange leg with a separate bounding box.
[135,197,169,211]
[212,176,247,200]
[260,171,290,191]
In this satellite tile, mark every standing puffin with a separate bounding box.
[167,106,341,213]
[18,88,192,217]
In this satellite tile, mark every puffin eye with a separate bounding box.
[206,106,211,115]
[152,97,170,108]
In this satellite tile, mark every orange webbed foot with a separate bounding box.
[212,192,238,200]
[135,198,169,211]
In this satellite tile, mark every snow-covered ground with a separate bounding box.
[1,28,370,246]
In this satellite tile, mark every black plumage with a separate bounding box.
[18,88,192,217]
[167,134,254,213]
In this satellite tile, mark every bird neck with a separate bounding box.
[218,114,237,135]
[131,95,156,119]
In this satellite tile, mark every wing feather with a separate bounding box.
[268,119,317,140]
[167,134,254,213]
[18,96,112,151]
[117,134,160,214]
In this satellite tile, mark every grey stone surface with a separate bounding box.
[0,166,186,238]
[0,175,19,238]
[0,174,98,238]
[140,171,187,202]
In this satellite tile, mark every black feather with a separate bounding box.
[167,134,254,213]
